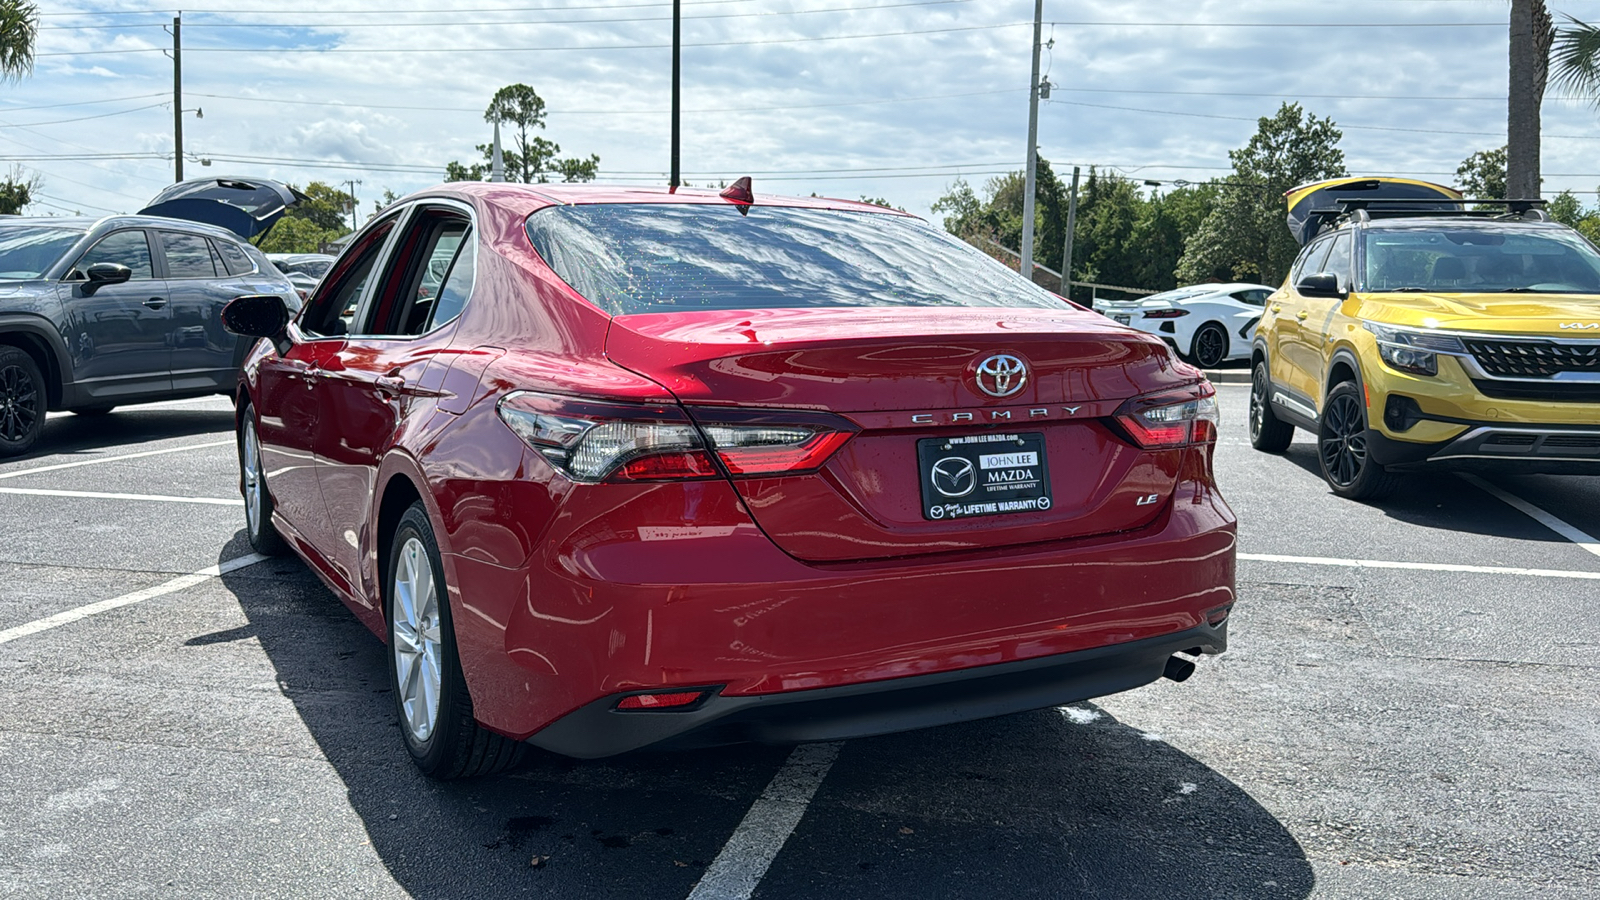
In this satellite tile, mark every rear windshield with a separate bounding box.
[1364,226,1600,294]
[525,204,1066,315]
[0,226,84,280]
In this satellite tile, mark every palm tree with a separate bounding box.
[0,0,37,81]
[1507,0,1554,201]
[1551,14,1600,109]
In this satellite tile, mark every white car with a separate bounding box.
[1094,282,1273,368]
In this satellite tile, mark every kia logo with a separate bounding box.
[1559,323,1600,330]
[930,457,976,498]
[974,354,1028,398]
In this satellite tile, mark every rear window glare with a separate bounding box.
[524,204,1067,315]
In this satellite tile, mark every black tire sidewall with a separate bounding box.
[1318,381,1391,499]
[236,404,287,556]
[0,346,47,456]
[1249,361,1294,452]
[1193,324,1228,369]
[386,502,470,773]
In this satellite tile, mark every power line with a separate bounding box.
[36,20,1028,55]
[0,92,168,112]
[0,102,169,129]
[37,0,762,16]
[185,87,1023,115]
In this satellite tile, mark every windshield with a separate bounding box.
[1363,226,1600,294]
[525,204,1067,315]
[0,226,84,280]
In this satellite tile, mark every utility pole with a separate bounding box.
[172,14,183,183]
[1061,165,1080,296]
[1020,0,1043,280]
[344,180,361,229]
[670,0,681,192]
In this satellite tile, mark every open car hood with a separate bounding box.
[138,177,308,240]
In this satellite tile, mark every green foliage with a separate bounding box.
[858,196,906,211]
[1543,189,1600,245]
[931,162,1219,301]
[446,83,600,183]
[0,166,37,214]
[252,180,353,253]
[0,0,37,82]
[372,188,401,214]
[1177,103,1347,287]
[1551,14,1600,109]
[1456,146,1507,200]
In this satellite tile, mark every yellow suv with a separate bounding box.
[1251,176,1600,499]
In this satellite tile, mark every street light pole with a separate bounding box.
[670,0,681,192]
[1020,0,1043,281]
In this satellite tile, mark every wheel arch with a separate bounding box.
[373,453,450,624]
[1324,347,1365,403]
[0,318,72,409]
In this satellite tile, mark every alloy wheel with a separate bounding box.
[0,363,39,444]
[1194,326,1227,369]
[242,416,265,537]
[392,536,444,744]
[1319,391,1367,488]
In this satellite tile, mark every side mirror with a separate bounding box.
[80,262,132,295]
[222,294,291,352]
[1296,272,1346,299]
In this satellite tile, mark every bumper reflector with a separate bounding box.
[615,691,707,711]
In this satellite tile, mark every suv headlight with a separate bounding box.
[1361,322,1467,377]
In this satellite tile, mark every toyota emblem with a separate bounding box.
[930,457,977,498]
[974,354,1028,398]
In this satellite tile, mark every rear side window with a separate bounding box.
[525,204,1065,315]
[214,238,253,275]
[77,230,154,280]
[160,232,218,278]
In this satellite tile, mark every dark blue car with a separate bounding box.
[0,183,303,456]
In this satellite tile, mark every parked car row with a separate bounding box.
[1093,282,1274,368]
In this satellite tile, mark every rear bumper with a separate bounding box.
[527,621,1227,758]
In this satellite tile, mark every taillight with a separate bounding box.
[1114,383,1219,448]
[497,390,718,483]
[1141,308,1189,319]
[687,408,858,478]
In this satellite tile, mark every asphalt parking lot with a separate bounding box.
[1,387,1597,899]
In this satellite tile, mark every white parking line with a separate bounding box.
[0,487,241,506]
[1459,473,1600,561]
[0,553,269,646]
[1239,552,1600,580]
[687,741,842,900]
[0,439,233,481]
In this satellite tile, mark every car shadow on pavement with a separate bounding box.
[218,544,1312,900]
[17,407,236,464]
[1277,444,1570,543]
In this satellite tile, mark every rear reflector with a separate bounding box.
[1114,382,1219,449]
[615,691,706,710]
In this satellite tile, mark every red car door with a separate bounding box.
[252,331,341,557]
[311,205,475,602]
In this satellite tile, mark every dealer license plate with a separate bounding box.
[917,433,1052,521]
[1113,314,1131,325]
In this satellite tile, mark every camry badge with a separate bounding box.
[930,457,977,498]
[974,354,1028,398]
[1559,323,1600,330]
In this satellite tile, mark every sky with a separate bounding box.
[10,0,1600,225]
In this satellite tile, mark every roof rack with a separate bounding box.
[1306,197,1549,227]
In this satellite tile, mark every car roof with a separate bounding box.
[2,213,250,243]
[418,181,918,218]
[1359,216,1573,233]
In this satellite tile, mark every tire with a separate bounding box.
[387,502,526,780]
[1317,380,1404,501]
[1248,361,1295,453]
[1189,323,1229,369]
[73,405,116,416]
[237,404,289,556]
[0,345,46,458]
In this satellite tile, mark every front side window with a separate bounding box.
[1363,226,1600,294]
[76,230,154,280]
[526,204,1067,315]
[0,226,84,280]
[1322,234,1353,293]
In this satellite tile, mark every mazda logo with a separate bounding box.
[930,457,976,498]
[974,354,1028,398]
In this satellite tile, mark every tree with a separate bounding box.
[252,181,353,253]
[0,165,37,214]
[1507,0,1554,200]
[0,0,37,82]
[1177,103,1346,287]
[445,84,601,184]
[372,188,401,216]
[1456,146,1508,199]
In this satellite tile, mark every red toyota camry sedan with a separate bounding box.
[223,182,1235,779]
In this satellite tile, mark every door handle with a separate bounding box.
[1295,310,1309,320]
[143,298,168,309]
